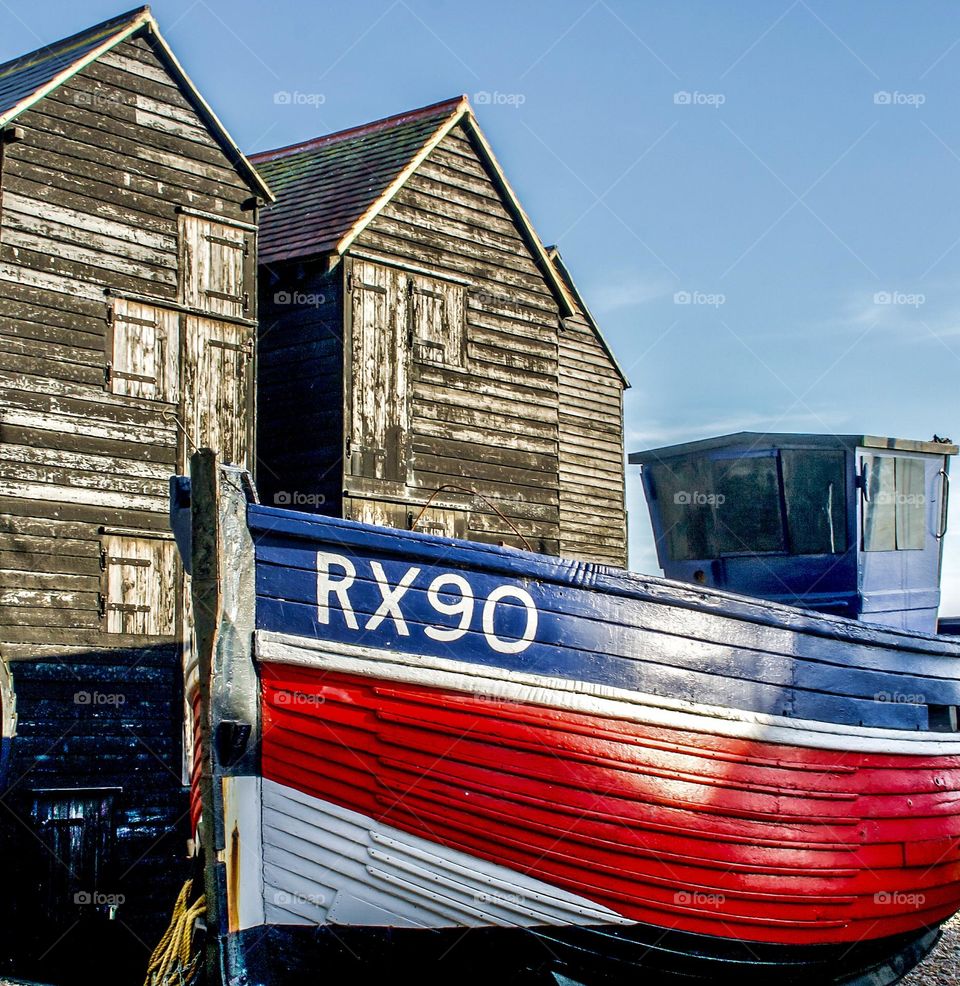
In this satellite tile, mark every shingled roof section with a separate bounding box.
[0,5,272,200]
[0,6,149,121]
[250,97,466,265]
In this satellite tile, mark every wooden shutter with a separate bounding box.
[100,534,176,635]
[410,273,465,367]
[108,299,179,401]
[348,260,410,483]
[179,215,250,318]
[183,316,253,467]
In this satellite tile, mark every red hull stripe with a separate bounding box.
[261,660,960,946]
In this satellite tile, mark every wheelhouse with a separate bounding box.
[631,433,956,633]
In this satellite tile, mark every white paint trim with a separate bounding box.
[261,778,630,929]
[255,630,960,757]
[221,775,265,932]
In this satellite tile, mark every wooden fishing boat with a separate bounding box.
[176,439,960,986]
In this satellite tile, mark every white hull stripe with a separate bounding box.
[258,777,632,929]
[256,630,960,757]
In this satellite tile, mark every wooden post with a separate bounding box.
[189,449,226,986]
[189,449,260,985]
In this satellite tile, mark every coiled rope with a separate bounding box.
[143,879,206,986]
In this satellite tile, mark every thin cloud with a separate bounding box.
[590,271,674,314]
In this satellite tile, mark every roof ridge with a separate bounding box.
[250,94,467,163]
[0,5,149,81]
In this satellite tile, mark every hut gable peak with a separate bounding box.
[251,96,577,316]
[0,5,272,201]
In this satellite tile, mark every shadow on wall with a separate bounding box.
[0,644,190,986]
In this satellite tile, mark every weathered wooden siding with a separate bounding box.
[256,263,344,515]
[349,124,562,553]
[0,32,259,977]
[0,34,255,650]
[558,316,627,566]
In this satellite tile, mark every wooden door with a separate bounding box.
[347,259,410,484]
[183,316,253,468]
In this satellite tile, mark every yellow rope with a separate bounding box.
[144,879,206,986]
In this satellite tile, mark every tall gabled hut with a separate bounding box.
[252,96,629,567]
[0,8,271,979]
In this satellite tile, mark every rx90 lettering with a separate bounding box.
[316,551,538,654]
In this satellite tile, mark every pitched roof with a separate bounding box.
[0,5,272,201]
[251,97,577,316]
[252,97,464,263]
[547,246,629,388]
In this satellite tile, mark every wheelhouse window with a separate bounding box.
[713,454,785,554]
[781,449,847,555]
[648,449,848,562]
[862,454,926,551]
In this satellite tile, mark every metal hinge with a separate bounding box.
[97,593,106,619]
[346,272,354,293]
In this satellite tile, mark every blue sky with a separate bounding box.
[4,1,960,611]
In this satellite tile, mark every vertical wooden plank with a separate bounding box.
[184,315,252,467]
[348,260,409,484]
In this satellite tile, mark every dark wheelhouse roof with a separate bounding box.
[630,431,958,464]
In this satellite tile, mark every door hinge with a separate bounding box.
[346,272,354,294]
[97,592,106,618]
